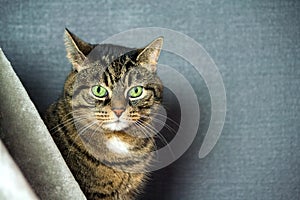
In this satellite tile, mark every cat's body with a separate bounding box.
[44,29,163,200]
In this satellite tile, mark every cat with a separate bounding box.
[44,28,163,200]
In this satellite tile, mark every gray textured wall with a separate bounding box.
[0,0,299,200]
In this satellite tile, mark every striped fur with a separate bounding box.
[44,29,163,200]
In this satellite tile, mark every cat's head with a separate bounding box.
[64,29,163,134]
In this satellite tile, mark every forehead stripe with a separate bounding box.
[105,68,115,85]
[102,72,109,86]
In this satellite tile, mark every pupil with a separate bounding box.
[135,88,138,93]
[97,87,101,93]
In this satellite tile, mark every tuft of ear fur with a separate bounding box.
[64,28,95,72]
[136,37,163,73]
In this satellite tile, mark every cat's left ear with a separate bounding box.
[64,28,95,72]
[136,37,163,73]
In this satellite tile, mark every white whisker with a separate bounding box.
[136,120,175,159]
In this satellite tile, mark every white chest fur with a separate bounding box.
[106,137,130,155]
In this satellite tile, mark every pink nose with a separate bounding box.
[112,108,125,117]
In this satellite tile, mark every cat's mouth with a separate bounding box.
[102,119,130,131]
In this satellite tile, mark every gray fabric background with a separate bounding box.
[0,49,86,199]
[0,0,299,199]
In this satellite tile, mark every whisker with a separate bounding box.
[150,112,182,129]
[49,110,92,130]
[49,114,93,135]
[137,121,161,140]
[67,120,99,159]
[149,117,178,136]
[136,120,175,158]
[134,121,152,139]
[88,121,103,144]
[133,122,159,158]
[141,114,179,137]
[133,122,156,146]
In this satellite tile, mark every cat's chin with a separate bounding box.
[103,121,129,131]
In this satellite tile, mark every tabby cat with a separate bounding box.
[44,29,163,200]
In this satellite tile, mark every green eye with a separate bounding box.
[91,85,108,98]
[129,86,143,98]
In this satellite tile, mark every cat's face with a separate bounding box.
[64,29,163,134]
[72,58,162,132]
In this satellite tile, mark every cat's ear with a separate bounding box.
[64,28,95,72]
[136,37,163,73]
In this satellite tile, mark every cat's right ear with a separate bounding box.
[64,28,95,72]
